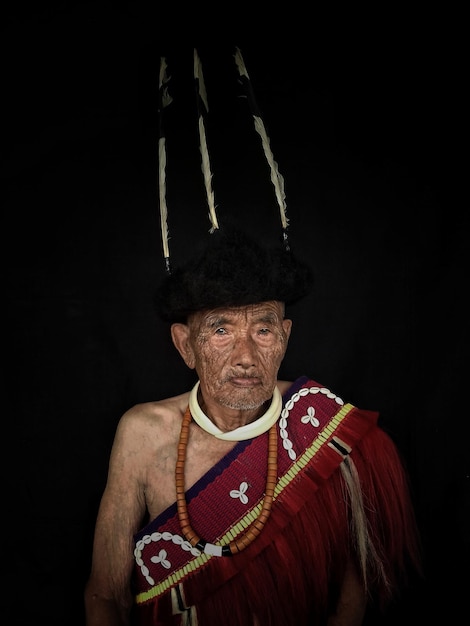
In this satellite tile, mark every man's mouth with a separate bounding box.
[229,377,260,388]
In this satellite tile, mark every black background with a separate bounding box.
[3,3,468,625]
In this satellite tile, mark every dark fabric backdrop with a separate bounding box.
[3,5,467,626]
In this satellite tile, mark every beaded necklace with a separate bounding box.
[175,404,279,557]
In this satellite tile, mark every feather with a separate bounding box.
[158,57,173,273]
[234,47,289,247]
[194,49,219,233]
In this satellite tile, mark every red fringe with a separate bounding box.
[341,419,423,593]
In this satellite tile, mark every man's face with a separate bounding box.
[185,301,291,411]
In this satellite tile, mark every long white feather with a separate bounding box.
[194,49,219,233]
[158,136,170,260]
[234,47,289,231]
[158,57,172,270]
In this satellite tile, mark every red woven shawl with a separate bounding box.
[131,377,419,625]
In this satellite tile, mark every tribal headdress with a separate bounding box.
[154,47,313,323]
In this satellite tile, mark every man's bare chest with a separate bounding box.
[144,434,235,519]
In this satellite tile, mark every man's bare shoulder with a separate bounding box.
[100,392,193,519]
[124,391,191,420]
[114,391,191,450]
[277,380,293,394]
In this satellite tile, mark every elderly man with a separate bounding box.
[85,228,421,625]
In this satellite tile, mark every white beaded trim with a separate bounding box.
[279,386,344,461]
[134,532,201,586]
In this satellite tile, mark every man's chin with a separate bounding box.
[226,401,262,411]
[220,390,269,412]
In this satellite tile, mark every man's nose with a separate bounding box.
[231,335,257,368]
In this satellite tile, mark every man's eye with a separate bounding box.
[215,328,227,335]
[259,328,270,335]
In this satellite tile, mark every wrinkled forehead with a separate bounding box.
[188,301,286,328]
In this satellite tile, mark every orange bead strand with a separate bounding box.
[175,405,278,556]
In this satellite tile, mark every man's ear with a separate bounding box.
[283,318,292,341]
[171,323,196,369]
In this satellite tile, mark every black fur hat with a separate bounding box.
[154,227,313,323]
